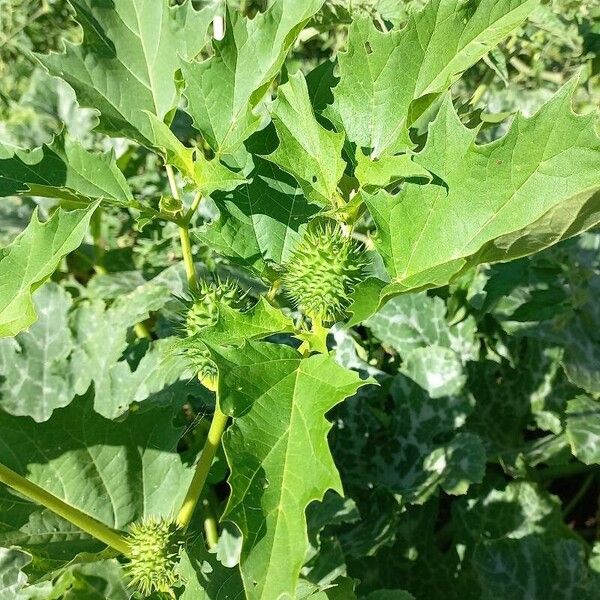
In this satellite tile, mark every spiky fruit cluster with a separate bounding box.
[125,517,183,597]
[282,224,369,323]
[184,278,243,336]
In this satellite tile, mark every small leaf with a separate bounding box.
[354,151,432,190]
[0,547,31,598]
[0,205,97,337]
[566,396,600,465]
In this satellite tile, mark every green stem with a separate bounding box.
[201,492,219,549]
[0,462,130,556]
[184,192,203,225]
[535,462,593,482]
[563,472,597,519]
[165,164,198,291]
[176,403,229,531]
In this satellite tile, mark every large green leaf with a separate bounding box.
[0,205,97,338]
[181,0,324,156]
[365,81,600,307]
[210,341,370,600]
[330,0,538,157]
[472,535,598,600]
[266,72,345,206]
[0,138,133,207]
[38,0,217,146]
[0,395,192,565]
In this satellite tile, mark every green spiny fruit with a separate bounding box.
[125,517,183,598]
[282,223,369,323]
[177,339,219,390]
[185,278,244,335]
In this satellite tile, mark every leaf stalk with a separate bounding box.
[176,403,229,531]
[0,461,130,555]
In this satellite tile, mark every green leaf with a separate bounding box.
[332,374,484,503]
[178,541,244,600]
[181,0,325,156]
[211,341,371,600]
[70,284,177,419]
[198,158,320,275]
[0,547,31,599]
[566,396,600,465]
[473,535,597,600]
[0,205,97,338]
[38,0,218,146]
[144,114,247,196]
[0,138,133,207]
[0,395,192,565]
[354,151,432,190]
[0,284,74,422]
[331,0,538,157]
[366,80,600,300]
[266,71,345,206]
[366,293,477,396]
[198,298,295,347]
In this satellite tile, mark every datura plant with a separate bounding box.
[0,0,599,598]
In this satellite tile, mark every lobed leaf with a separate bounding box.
[38,0,218,146]
[210,341,371,600]
[0,204,97,337]
[182,0,325,156]
[330,0,538,157]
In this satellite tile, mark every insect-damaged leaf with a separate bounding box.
[364,80,600,315]
[330,0,538,157]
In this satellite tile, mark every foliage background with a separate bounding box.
[1,0,600,598]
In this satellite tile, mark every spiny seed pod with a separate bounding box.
[282,223,369,323]
[178,340,219,390]
[125,517,183,597]
[184,278,244,336]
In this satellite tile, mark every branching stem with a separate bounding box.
[0,462,130,555]
[176,403,229,530]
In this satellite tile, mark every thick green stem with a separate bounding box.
[0,462,130,555]
[176,403,229,530]
[165,164,198,290]
[201,493,220,549]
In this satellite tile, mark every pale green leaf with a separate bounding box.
[266,71,345,206]
[0,547,31,600]
[178,541,244,600]
[70,284,176,418]
[566,396,600,465]
[366,81,600,301]
[331,0,537,157]
[182,0,324,156]
[473,535,597,600]
[0,205,97,338]
[332,374,483,503]
[0,284,74,422]
[211,341,370,600]
[38,0,218,146]
[0,137,133,207]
